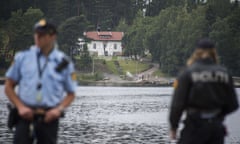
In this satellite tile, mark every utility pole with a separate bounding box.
[70,46,73,60]
[135,60,138,75]
[92,56,95,75]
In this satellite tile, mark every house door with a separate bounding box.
[103,42,108,56]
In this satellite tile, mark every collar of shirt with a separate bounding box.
[195,58,215,65]
[34,44,59,61]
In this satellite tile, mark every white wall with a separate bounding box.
[88,41,122,56]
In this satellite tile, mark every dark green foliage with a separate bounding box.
[123,1,240,76]
[78,44,92,72]
[4,8,44,52]
[124,6,207,75]
[0,0,137,70]
[1,0,240,76]
[210,7,240,76]
[58,15,92,53]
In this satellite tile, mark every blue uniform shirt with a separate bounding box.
[6,45,77,107]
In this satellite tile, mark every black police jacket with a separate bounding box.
[169,58,239,130]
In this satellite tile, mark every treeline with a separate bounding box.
[0,0,139,67]
[1,0,240,76]
[122,0,240,76]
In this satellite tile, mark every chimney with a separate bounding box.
[97,25,101,32]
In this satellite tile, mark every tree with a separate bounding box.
[210,7,240,76]
[78,44,92,72]
[0,0,33,20]
[115,18,129,32]
[6,8,44,54]
[145,0,168,16]
[130,5,208,75]
[58,15,93,54]
[123,11,152,59]
[1,0,240,76]
[44,0,71,25]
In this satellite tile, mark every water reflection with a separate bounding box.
[0,87,239,144]
[59,122,168,144]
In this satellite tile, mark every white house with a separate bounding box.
[82,31,124,56]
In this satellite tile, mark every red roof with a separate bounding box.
[84,31,124,41]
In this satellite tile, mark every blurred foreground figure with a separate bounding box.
[4,19,77,144]
[169,38,239,144]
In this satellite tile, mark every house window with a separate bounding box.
[93,43,96,49]
[114,44,117,50]
[100,35,111,39]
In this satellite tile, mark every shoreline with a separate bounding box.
[79,81,172,87]
[0,77,171,87]
[1,77,240,87]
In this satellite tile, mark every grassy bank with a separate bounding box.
[119,60,150,74]
[105,59,150,75]
[152,69,168,77]
[74,56,151,82]
[78,72,103,82]
[105,60,118,74]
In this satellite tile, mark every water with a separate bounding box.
[0,86,239,144]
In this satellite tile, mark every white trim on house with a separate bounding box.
[78,31,124,56]
[87,40,122,56]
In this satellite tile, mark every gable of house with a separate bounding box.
[85,31,124,41]
[84,31,124,56]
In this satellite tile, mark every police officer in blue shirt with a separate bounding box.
[4,19,77,144]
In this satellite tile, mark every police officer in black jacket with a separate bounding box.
[169,38,239,144]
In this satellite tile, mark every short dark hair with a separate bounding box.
[196,38,215,50]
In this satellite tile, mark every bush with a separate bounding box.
[79,72,103,81]
[94,72,103,81]
[102,60,106,65]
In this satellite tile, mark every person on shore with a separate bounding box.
[169,38,239,144]
[4,19,77,144]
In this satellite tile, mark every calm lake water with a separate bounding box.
[0,86,239,144]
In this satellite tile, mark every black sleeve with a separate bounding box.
[169,70,191,130]
[222,75,239,115]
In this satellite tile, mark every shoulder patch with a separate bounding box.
[11,60,15,65]
[71,72,77,81]
[173,79,178,89]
